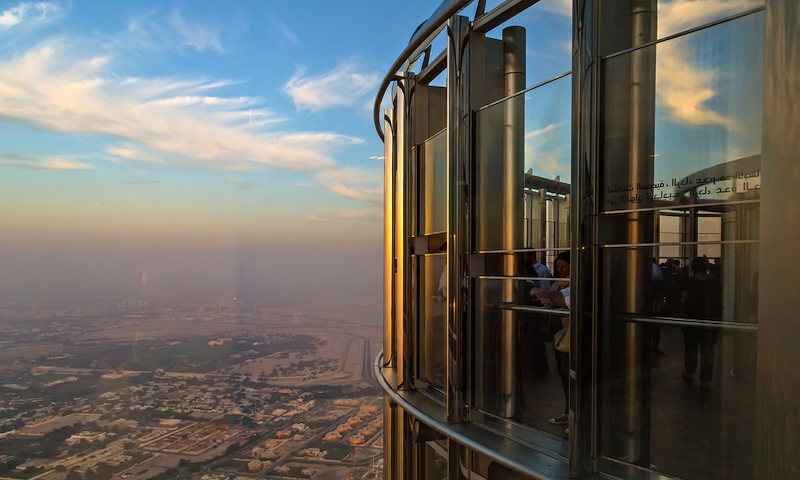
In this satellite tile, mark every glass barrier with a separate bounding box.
[422,442,448,480]
[601,11,764,212]
[417,254,447,390]
[599,204,759,249]
[482,0,573,88]
[598,250,758,480]
[656,0,763,38]
[472,276,570,436]
[475,73,572,252]
[418,130,447,236]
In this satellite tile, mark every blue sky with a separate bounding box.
[0,0,764,300]
[0,0,451,300]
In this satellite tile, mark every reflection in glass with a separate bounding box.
[419,130,447,235]
[472,277,569,436]
[483,0,572,87]
[598,244,759,479]
[476,74,571,252]
[418,254,446,390]
[422,442,447,480]
[656,0,764,38]
[602,13,764,212]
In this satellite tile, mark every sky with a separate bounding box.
[0,0,764,302]
[0,0,450,302]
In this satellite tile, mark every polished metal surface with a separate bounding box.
[446,14,470,426]
[384,108,395,369]
[757,0,800,476]
[372,0,473,141]
[376,0,794,478]
[501,25,526,419]
[376,352,570,480]
[620,0,657,466]
[602,6,765,60]
[394,77,409,388]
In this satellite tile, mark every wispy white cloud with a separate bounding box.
[314,167,383,207]
[306,210,381,222]
[115,10,222,54]
[655,0,761,126]
[0,40,349,171]
[369,155,384,160]
[657,0,762,37]
[525,123,569,178]
[656,42,732,126]
[223,177,257,191]
[284,60,379,112]
[0,2,61,30]
[539,0,571,17]
[525,122,564,140]
[169,11,222,52]
[0,151,94,170]
[270,18,298,45]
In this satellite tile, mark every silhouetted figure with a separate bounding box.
[524,252,552,376]
[532,251,570,431]
[650,257,666,356]
[681,257,722,390]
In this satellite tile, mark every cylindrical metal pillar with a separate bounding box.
[447,15,471,425]
[622,0,657,465]
[395,77,410,388]
[384,108,396,369]
[501,26,526,418]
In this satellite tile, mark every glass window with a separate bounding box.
[472,276,570,435]
[483,0,573,87]
[475,74,571,252]
[595,14,762,479]
[597,247,759,480]
[657,0,764,38]
[418,130,447,236]
[421,442,447,480]
[602,12,764,212]
[417,254,447,390]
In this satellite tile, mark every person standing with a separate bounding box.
[532,251,570,431]
[681,257,722,390]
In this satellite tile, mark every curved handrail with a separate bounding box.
[374,350,562,480]
[372,0,473,142]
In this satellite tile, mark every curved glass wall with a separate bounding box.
[595,10,763,480]
[375,1,790,479]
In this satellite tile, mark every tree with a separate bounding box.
[56,465,68,473]
[66,471,82,480]
[178,459,190,468]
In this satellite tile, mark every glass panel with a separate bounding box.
[597,244,758,479]
[423,442,448,480]
[475,74,571,252]
[657,0,764,38]
[418,130,447,235]
[484,0,573,87]
[472,277,570,436]
[599,204,760,249]
[418,254,447,390]
[601,13,764,212]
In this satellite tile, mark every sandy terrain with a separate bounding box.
[225,334,346,378]
[19,413,101,434]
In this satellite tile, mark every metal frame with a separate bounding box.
[376,352,569,480]
[375,0,781,478]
